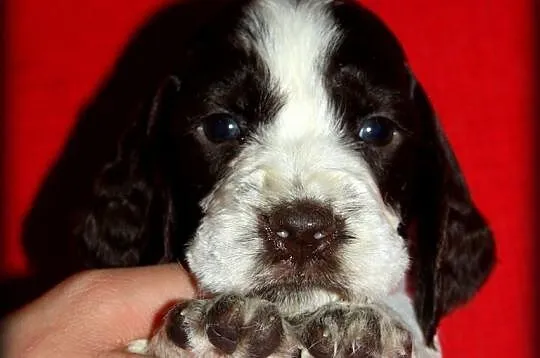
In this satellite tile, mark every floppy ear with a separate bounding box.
[407,76,496,345]
[78,76,180,267]
[20,0,244,282]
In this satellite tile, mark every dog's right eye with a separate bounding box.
[202,113,242,143]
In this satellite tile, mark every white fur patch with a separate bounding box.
[187,0,408,308]
[383,280,443,358]
[242,0,342,139]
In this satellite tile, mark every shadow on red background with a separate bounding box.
[0,1,8,288]
[534,0,539,354]
[0,0,5,293]
[0,0,5,277]
[0,0,536,357]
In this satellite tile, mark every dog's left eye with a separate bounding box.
[358,116,396,146]
[202,113,242,143]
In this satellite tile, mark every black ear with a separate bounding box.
[408,76,496,345]
[78,76,180,267]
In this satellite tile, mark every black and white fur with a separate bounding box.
[29,0,495,356]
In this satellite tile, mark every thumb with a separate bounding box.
[86,263,197,345]
[4,263,196,357]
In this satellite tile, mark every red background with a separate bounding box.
[1,0,534,356]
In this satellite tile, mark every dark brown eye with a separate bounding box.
[203,113,242,143]
[358,116,395,146]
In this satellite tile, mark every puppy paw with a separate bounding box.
[146,294,294,357]
[293,303,413,358]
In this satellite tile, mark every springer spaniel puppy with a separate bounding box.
[46,0,495,356]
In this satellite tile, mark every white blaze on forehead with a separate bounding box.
[244,0,342,139]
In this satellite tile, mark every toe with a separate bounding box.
[244,303,284,357]
[166,302,191,349]
[205,295,244,354]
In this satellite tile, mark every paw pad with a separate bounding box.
[166,302,191,349]
[205,295,244,354]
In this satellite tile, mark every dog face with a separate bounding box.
[78,0,495,344]
[186,0,410,308]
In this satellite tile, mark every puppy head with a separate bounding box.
[82,0,495,344]
[187,0,408,305]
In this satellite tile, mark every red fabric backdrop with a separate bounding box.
[2,0,534,356]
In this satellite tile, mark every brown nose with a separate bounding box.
[262,200,338,262]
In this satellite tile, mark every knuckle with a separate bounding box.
[62,269,116,302]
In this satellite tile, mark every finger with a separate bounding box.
[80,263,197,344]
[100,352,152,358]
[6,263,196,356]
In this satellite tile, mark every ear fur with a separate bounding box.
[79,76,180,267]
[21,1,248,272]
[408,77,496,345]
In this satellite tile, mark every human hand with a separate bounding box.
[3,264,195,358]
